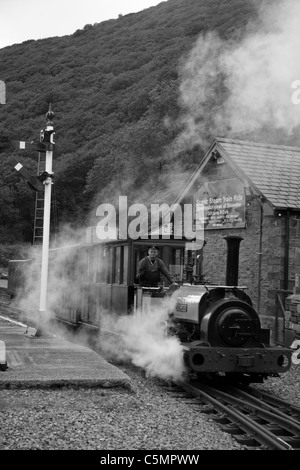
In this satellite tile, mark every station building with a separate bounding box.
[173,137,300,346]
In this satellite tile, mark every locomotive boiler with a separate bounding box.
[166,236,292,383]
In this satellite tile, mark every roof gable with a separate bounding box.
[176,138,300,210]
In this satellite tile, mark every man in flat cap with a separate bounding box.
[136,246,176,287]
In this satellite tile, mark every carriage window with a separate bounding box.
[122,246,128,285]
[112,246,121,284]
[89,247,98,283]
[108,247,113,284]
[99,246,108,283]
[82,248,89,283]
[169,248,184,283]
[134,246,148,276]
[94,246,102,283]
[62,248,78,282]
[111,246,129,284]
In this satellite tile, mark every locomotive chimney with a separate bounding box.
[223,236,243,286]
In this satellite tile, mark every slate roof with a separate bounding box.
[215,138,300,209]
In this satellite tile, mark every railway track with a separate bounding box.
[165,379,300,450]
[2,293,299,450]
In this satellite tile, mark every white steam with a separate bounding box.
[12,225,87,328]
[100,301,187,383]
[12,225,186,382]
[177,0,300,148]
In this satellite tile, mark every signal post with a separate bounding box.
[14,104,55,335]
[38,106,55,320]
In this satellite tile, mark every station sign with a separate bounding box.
[194,178,246,230]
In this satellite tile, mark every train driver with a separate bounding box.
[136,246,176,287]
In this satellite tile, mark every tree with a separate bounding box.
[0,154,38,242]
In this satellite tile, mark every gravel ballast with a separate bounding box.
[1,361,299,451]
[0,363,243,451]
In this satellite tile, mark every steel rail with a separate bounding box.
[238,385,300,418]
[178,381,294,450]
[226,385,300,429]
[203,384,300,435]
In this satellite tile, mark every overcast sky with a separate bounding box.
[0,0,166,50]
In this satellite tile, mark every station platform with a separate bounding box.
[0,315,131,389]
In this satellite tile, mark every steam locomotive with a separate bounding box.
[6,234,292,384]
[164,236,292,383]
[166,283,291,383]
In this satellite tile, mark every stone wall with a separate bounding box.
[187,157,300,344]
[284,293,300,346]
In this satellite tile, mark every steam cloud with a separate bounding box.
[177,0,300,149]
[12,225,86,327]
[12,225,186,383]
[100,301,187,383]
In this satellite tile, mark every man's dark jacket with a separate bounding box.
[136,257,173,287]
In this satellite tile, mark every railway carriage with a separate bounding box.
[7,237,188,325]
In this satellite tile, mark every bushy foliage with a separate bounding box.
[0,0,257,242]
[0,243,31,269]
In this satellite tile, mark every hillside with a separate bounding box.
[0,0,295,243]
